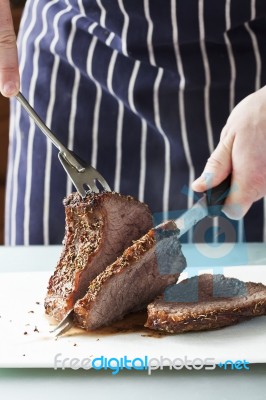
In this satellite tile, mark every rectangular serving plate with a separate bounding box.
[0,266,266,368]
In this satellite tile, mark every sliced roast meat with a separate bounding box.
[73,220,187,330]
[45,192,153,320]
[145,273,266,333]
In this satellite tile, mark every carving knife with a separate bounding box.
[173,175,232,237]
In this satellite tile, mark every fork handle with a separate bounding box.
[16,92,84,172]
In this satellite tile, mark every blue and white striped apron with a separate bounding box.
[5,0,266,244]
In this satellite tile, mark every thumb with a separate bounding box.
[192,130,234,192]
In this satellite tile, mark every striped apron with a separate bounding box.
[5,0,266,245]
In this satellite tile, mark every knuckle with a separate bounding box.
[207,143,231,169]
[206,156,224,169]
[0,64,17,73]
[249,174,266,200]
[0,30,17,49]
[253,172,266,187]
[221,131,235,150]
[238,179,264,204]
[220,124,228,139]
[239,188,259,204]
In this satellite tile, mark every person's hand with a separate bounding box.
[192,86,266,219]
[0,0,20,97]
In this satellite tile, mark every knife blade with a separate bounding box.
[174,174,232,237]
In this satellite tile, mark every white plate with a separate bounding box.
[0,268,266,368]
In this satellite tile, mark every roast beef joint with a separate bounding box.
[45,192,266,334]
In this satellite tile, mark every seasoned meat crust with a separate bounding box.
[45,191,153,320]
[74,220,187,330]
[145,274,266,333]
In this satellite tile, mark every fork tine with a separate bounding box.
[95,175,111,191]
[54,320,74,337]
[85,165,111,192]
[50,309,74,334]
[58,153,87,197]
[59,152,111,195]
[88,181,100,193]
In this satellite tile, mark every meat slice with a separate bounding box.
[145,273,266,333]
[73,220,187,330]
[45,192,153,320]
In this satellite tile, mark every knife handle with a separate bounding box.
[205,174,232,216]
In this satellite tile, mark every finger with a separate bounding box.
[222,171,264,219]
[0,0,20,97]
[192,130,234,192]
[222,195,252,220]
